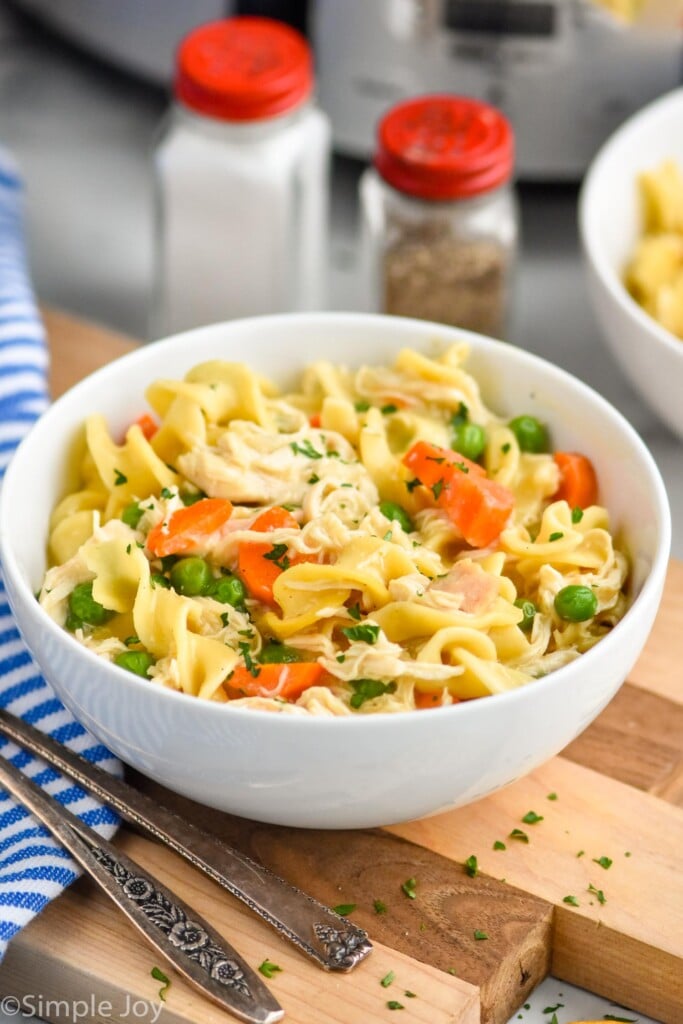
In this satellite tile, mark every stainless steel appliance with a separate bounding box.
[312,0,683,180]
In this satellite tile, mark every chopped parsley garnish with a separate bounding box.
[308,473,320,484]
[547,792,558,801]
[381,404,398,415]
[522,810,544,825]
[373,899,387,915]
[493,840,506,851]
[425,455,446,464]
[451,402,469,428]
[126,544,132,554]
[220,612,230,628]
[571,506,584,523]
[113,468,127,486]
[509,828,529,843]
[464,855,478,878]
[588,883,606,904]
[348,602,362,621]
[593,855,613,870]
[354,399,371,412]
[501,442,511,454]
[383,530,393,542]
[238,641,260,678]
[577,850,585,858]
[387,1001,404,1011]
[447,967,458,976]
[453,461,470,474]
[160,487,174,499]
[342,623,380,644]
[333,903,356,916]
[336,653,346,663]
[543,1005,564,1014]
[380,971,395,988]
[401,877,417,899]
[431,479,444,500]
[473,930,488,941]
[563,895,579,907]
[549,532,564,542]
[258,960,282,979]
[349,678,396,709]
[404,991,417,999]
[150,966,170,1001]
[263,543,290,571]
[405,477,421,493]
[291,439,323,459]
[124,636,140,647]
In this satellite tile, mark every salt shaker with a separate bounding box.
[359,95,519,339]
[153,16,331,337]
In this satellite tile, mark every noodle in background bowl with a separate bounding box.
[579,86,683,441]
[0,314,671,828]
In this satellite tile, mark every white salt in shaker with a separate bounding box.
[153,16,330,337]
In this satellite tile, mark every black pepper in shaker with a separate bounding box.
[359,95,519,338]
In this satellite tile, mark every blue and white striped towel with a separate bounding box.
[0,147,120,957]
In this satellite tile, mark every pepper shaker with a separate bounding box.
[359,94,519,339]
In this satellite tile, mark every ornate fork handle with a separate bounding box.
[0,750,283,1024]
[0,708,372,971]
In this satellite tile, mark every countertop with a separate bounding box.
[0,3,676,1023]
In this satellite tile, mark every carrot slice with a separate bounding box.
[238,506,308,606]
[402,440,485,489]
[402,441,514,549]
[227,662,323,701]
[414,690,445,710]
[553,452,598,509]
[146,497,233,558]
[135,413,158,441]
[309,413,322,428]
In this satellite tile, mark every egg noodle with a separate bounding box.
[39,343,629,716]
[625,158,683,340]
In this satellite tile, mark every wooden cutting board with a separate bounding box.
[1,309,680,1024]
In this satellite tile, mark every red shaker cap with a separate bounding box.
[374,95,514,200]
[174,17,313,122]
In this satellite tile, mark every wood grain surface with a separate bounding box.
[0,308,679,1024]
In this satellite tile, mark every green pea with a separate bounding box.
[121,502,144,528]
[514,598,537,633]
[452,422,486,462]
[210,574,247,608]
[554,585,598,622]
[378,501,414,533]
[508,415,549,454]
[150,573,171,590]
[68,582,114,627]
[114,650,156,678]
[169,557,214,596]
[259,642,303,664]
[65,611,83,633]
[181,490,206,507]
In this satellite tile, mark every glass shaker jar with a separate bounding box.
[359,95,518,339]
[153,17,331,337]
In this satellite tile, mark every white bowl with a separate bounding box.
[579,86,683,440]
[0,314,671,828]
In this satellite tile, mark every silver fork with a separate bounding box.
[0,708,372,972]
[0,748,284,1024]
